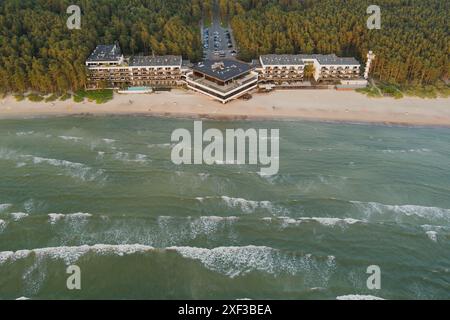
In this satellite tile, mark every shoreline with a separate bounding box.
[1,89,449,127]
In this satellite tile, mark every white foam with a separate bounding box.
[0,219,6,232]
[0,244,155,265]
[148,143,174,148]
[48,213,92,225]
[0,203,12,213]
[302,217,362,226]
[351,201,450,222]
[170,246,278,277]
[48,213,64,224]
[16,131,35,136]
[102,139,116,144]
[59,136,83,142]
[425,231,438,242]
[0,150,97,182]
[23,199,35,213]
[381,148,431,154]
[421,224,446,231]
[189,216,237,237]
[221,196,282,214]
[336,294,384,300]
[222,196,259,213]
[29,156,104,182]
[0,244,336,283]
[135,154,148,162]
[169,245,335,279]
[276,216,363,227]
[10,212,29,221]
[156,216,238,242]
[16,296,30,300]
[113,152,149,163]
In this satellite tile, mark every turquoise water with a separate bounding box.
[0,116,449,300]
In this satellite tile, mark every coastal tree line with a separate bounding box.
[0,0,448,95]
[0,0,205,94]
[225,0,448,85]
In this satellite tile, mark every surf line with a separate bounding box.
[170,121,279,176]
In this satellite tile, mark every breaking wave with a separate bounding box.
[171,246,336,279]
[336,294,384,300]
[30,156,105,182]
[147,143,175,149]
[425,231,438,242]
[48,213,92,225]
[10,212,29,221]
[113,152,149,163]
[220,196,285,215]
[0,244,336,284]
[0,244,155,265]
[265,216,364,228]
[58,136,83,142]
[16,131,35,137]
[351,201,450,223]
[0,148,105,182]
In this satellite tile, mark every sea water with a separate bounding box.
[0,116,449,299]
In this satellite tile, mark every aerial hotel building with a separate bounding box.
[185,60,258,104]
[85,43,186,89]
[86,43,367,102]
[258,54,363,84]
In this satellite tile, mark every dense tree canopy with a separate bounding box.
[226,0,449,85]
[0,0,448,94]
[0,0,205,94]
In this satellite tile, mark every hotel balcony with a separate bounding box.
[186,71,258,104]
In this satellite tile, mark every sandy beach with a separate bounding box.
[1,89,449,126]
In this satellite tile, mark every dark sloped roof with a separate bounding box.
[130,55,182,67]
[192,60,252,82]
[87,44,122,62]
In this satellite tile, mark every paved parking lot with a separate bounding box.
[202,2,237,60]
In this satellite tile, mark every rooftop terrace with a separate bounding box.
[261,54,360,66]
[87,43,123,62]
[130,55,182,67]
[192,60,253,82]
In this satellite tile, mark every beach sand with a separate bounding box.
[1,89,449,126]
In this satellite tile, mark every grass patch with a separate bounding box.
[402,82,449,99]
[44,94,60,103]
[60,93,72,101]
[359,80,449,99]
[73,94,85,103]
[378,83,404,99]
[14,94,25,102]
[27,94,45,102]
[356,86,382,98]
[74,89,113,104]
